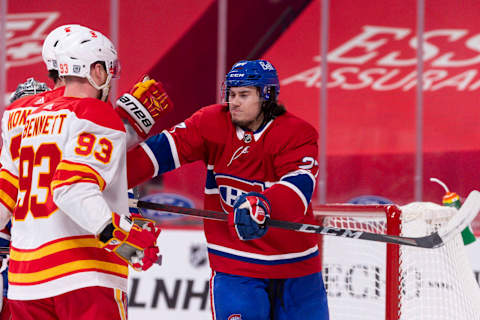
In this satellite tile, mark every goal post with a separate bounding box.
[315,201,480,320]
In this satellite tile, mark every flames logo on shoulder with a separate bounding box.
[6,12,59,69]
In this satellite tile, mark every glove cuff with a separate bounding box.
[98,214,142,268]
[116,93,154,138]
[98,213,160,271]
[99,213,133,250]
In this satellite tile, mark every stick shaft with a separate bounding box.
[136,200,228,221]
[130,199,460,248]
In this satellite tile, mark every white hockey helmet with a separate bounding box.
[55,29,119,100]
[42,24,91,71]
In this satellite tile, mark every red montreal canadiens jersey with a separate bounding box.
[138,104,321,278]
[0,87,65,227]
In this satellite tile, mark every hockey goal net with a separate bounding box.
[315,202,480,320]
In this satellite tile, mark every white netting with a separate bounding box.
[318,202,480,320]
[398,202,480,320]
[321,214,387,320]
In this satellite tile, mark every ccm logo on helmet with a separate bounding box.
[118,95,152,128]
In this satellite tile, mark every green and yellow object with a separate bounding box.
[431,178,476,245]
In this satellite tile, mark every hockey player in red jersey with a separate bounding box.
[2,29,161,320]
[126,59,329,319]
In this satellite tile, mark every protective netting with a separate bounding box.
[398,202,480,320]
[317,202,480,320]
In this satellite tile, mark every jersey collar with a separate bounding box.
[235,119,274,142]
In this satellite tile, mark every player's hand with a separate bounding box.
[99,212,161,271]
[228,192,271,240]
[9,78,50,103]
[116,75,173,139]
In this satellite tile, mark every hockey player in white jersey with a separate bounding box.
[0,24,91,320]
[4,29,161,320]
[0,22,172,319]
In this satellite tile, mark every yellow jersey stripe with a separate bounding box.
[9,259,128,283]
[115,288,127,320]
[54,161,106,190]
[51,175,100,191]
[0,170,19,188]
[10,238,100,261]
[0,189,16,211]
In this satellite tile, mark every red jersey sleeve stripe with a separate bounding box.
[0,169,19,211]
[51,160,106,191]
[9,235,128,285]
[10,236,99,261]
[10,247,126,273]
[9,260,128,285]
[0,169,18,188]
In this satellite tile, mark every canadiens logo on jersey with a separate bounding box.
[228,314,242,320]
[216,174,265,211]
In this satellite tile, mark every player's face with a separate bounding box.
[228,86,264,131]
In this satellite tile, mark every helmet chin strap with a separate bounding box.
[87,73,113,102]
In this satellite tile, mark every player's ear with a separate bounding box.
[91,62,107,85]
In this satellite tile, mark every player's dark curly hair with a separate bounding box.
[261,87,285,122]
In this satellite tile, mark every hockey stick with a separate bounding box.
[129,190,480,248]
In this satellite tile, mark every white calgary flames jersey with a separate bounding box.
[8,96,129,300]
[0,87,65,225]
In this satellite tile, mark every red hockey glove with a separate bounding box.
[99,212,161,271]
[116,75,173,139]
[228,192,271,241]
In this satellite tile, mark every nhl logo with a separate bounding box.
[243,133,252,143]
[73,65,81,73]
[189,244,207,268]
